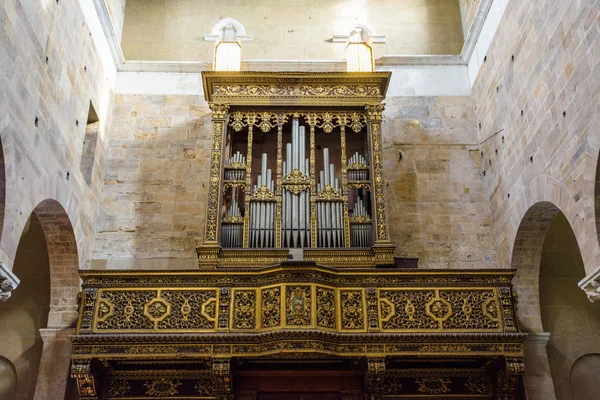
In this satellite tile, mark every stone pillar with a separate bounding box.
[33,328,75,400]
[522,332,556,400]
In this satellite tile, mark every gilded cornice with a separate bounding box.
[201,71,391,106]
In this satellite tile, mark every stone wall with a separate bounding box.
[92,94,495,270]
[472,0,600,274]
[121,0,465,61]
[0,0,115,316]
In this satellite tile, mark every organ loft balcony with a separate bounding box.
[70,72,526,400]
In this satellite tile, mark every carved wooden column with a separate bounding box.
[213,358,233,400]
[364,357,385,400]
[70,359,99,400]
[365,104,394,265]
[199,103,230,267]
[495,358,525,400]
[306,113,318,247]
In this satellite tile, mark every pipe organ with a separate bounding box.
[198,71,397,267]
[70,73,525,400]
[220,112,375,251]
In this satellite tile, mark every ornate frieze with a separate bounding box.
[202,72,390,106]
[75,267,518,336]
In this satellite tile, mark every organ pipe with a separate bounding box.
[224,151,246,180]
[221,189,243,248]
[350,195,372,247]
[221,113,373,250]
[250,153,275,248]
[317,148,344,247]
[282,118,310,248]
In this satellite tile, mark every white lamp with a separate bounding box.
[345,27,374,72]
[214,23,242,72]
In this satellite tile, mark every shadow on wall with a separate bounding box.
[0,356,17,399]
[569,354,600,399]
[0,213,50,400]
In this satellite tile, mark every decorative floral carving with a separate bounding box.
[340,290,365,330]
[261,287,281,328]
[316,287,336,329]
[232,290,256,330]
[144,378,181,397]
[416,377,452,394]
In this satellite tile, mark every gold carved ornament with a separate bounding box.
[282,169,310,195]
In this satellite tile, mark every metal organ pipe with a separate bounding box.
[250,153,275,248]
[350,196,372,247]
[221,190,243,248]
[317,148,343,247]
[224,151,246,180]
[282,119,310,247]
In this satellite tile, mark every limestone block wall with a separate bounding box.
[107,0,127,42]
[121,0,465,61]
[92,94,495,270]
[0,0,115,319]
[472,0,600,274]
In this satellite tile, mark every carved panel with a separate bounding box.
[232,290,257,330]
[260,286,281,329]
[316,286,336,329]
[339,289,366,331]
[286,286,312,326]
[93,289,218,333]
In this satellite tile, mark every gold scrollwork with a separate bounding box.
[222,215,244,224]
[252,185,276,200]
[261,286,281,328]
[340,290,365,330]
[282,169,310,195]
[232,290,257,330]
[144,378,181,397]
[317,185,341,200]
[316,286,336,329]
[416,377,452,394]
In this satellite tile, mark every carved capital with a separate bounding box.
[71,359,98,399]
[579,266,600,302]
[365,104,385,121]
[0,262,20,301]
[209,103,230,119]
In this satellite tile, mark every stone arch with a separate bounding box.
[510,201,560,333]
[0,356,17,399]
[569,354,600,399]
[28,199,80,327]
[0,210,51,400]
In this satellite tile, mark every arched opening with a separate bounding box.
[539,212,600,399]
[0,212,50,399]
[0,199,80,400]
[0,356,17,399]
[569,354,600,399]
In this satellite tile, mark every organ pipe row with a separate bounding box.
[282,119,310,248]
[317,148,343,248]
[350,196,372,247]
[224,151,246,180]
[221,117,374,249]
[221,194,243,247]
[250,154,275,248]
